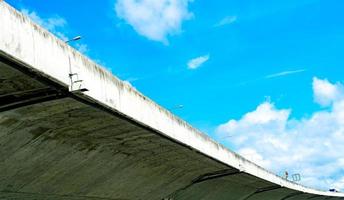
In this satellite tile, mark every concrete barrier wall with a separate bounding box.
[0,1,343,197]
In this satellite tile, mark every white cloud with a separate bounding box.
[265,69,306,79]
[21,9,68,40]
[214,16,237,27]
[333,177,344,191]
[216,77,344,191]
[75,43,89,54]
[187,54,210,69]
[313,77,344,106]
[238,148,271,168]
[115,0,193,44]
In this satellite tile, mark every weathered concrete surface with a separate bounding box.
[0,1,343,199]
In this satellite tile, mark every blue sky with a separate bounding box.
[7,0,344,191]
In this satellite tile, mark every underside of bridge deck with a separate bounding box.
[3,1,344,198]
[0,50,337,200]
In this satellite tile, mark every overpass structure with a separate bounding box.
[0,2,343,200]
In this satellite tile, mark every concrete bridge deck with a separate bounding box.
[0,1,343,199]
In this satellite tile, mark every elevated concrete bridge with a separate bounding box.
[0,2,343,199]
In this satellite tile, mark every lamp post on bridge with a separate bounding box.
[65,36,82,43]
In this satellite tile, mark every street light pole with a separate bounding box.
[65,36,81,43]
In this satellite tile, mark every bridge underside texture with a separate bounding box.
[1,1,344,199]
[0,54,338,200]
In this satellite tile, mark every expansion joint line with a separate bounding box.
[163,169,242,200]
[0,191,118,200]
[241,185,283,200]
[280,192,304,200]
[0,87,68,112]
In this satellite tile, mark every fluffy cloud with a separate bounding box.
[115,0,193,44]
[187,54,210,69]
[313,77,344,106]
[217,77,344,191]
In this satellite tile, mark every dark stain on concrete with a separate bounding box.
[29,126,51,140]
[0,118,19,127]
